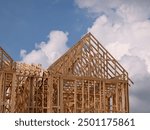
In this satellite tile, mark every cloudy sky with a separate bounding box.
[0,0,150,112]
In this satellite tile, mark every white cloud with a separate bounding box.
[75,0,150,21]
[120,56,148,80]
[75,0,121,14]
[106,42,130,60]
[20,30,69,68]
[75,0,150,112]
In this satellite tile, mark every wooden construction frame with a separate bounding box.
[48,33,133,113]
[0,33,133,113]
[0,47,16,112]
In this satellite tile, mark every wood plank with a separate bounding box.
[82,80,84,112]
[74,80,77,112]
[60,77,64,112]
[47,76,52,112]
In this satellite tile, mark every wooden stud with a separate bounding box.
[102,81,106,112]
[93,81,96,112]
[47,76,52,112]
[10,73,16,112]
[82,80,84,112]
[60,77,64,112]
[74,80,77,112]
[0,72,3,112]
[99,81,102,112]
[115,83,119,112]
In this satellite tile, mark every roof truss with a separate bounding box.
[48,33,133,85]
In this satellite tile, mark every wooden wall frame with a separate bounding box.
[0,33,133,113]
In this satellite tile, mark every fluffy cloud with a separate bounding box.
[75,0,121,14]
[75,0,150,112]
[122,55,150,112]
[75,0,150,21]
[20,30,69,68]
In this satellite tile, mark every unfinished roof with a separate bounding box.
[0,47,15,71]
[48,33,132,85]
[0,33,133,113]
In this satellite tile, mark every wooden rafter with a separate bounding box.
[48,33,133,85]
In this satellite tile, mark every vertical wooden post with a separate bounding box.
[107,97,110,112]
[102,81,106,112]
[0,72,3,112]
[29,77,33,112]
[35,77,37,112]
[126,82,129,112]
[99,81,102,112]
[10,73,16,112]
[115,83,119,112]
[2,73,6,112]
[74,80,77,112]
[122,83,125,112]
[0,51,3,69]
[47,76,53,112]
[88,80,90,112]
[60,77,64,112]
[57,78,60,112]
[121,82,124,112]
[124,83,127,112]
[82,80,84,112]
[124,83,127,113]
[127,86,129,113]
[93,81,96,112]
[42,77,44,113]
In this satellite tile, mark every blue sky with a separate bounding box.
[0,0,92,60]
[1,0,150,112]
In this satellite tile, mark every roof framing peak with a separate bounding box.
[48,33,133,85]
